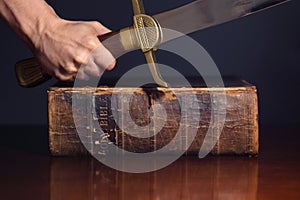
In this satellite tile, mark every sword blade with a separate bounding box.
[153,0,290,37]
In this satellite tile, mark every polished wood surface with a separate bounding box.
[0,125,299,200]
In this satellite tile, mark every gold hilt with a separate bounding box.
[132,14,168,87]
[15,58,51,88]
[131,0,168,87]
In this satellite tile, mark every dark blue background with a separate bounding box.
[0,0,299,125]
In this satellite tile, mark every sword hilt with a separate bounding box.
[131,14,168,87]
[15,58,51,88]
[15,0,168,88]
[131,0,168,87]
[15,30,128,88]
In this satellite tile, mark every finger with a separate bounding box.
[83,58,103,77]
[64,62,78,74]
[106,60,116,71]
[54,68,75,81]
[84,37,101,52]
[76,69,89,81]
[73,50,90,66]
[91,43,116,71]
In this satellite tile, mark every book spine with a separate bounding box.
[48,87,258,156]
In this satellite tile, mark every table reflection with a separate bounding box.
[50,156,258,200]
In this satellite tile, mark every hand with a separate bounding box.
[0,0,116,82]
[33,19,116,81]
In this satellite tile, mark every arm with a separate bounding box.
[0,0,116,81]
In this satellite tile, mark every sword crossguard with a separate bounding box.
[131,0,168,87]
[133,14,162,53]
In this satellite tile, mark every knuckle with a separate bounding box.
[64,63,78,74]
[74,56,84,65]
[82,36,99,51]
[74,52,89,65]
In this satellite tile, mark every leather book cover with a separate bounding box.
[48,77,258,156]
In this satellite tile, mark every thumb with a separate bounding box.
[91,21,111,35]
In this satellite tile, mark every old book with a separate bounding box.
[48,77,258,156]
[50,157,258,200]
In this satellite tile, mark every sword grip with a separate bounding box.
[15,58,52,88]
[15,29,131,88]
[98,30,126,58]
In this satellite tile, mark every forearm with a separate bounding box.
[0,0,59,49]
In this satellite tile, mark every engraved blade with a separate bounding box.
[154,0,290,38]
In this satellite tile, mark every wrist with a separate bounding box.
[0,0,61,50]
[22,3,61,50]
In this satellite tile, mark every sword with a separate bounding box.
[15,0,290,87]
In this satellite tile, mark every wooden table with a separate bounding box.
[0,125,299,200]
